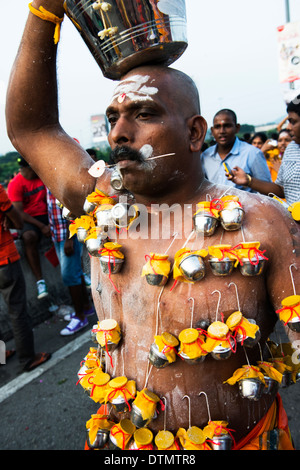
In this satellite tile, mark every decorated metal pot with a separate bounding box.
[193,212,219,236]
[179,254,206,282]
[209,257,234,276]
[238,378,265,401]
[239,257,266,276]
[64,0,188,80]
[220,206,244,231]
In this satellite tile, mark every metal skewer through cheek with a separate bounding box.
[107,152,176,168]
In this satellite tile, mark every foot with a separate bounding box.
[60,317,88,336]
[37,280,48,299]
[23,352,51,372]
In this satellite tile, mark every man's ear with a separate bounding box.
[187,115,208,152]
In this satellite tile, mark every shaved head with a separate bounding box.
[121,65,201,117]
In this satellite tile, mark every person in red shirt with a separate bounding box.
[0,184,51,371]
[8,156,51,299]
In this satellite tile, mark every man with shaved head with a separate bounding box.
[6,0,300,450]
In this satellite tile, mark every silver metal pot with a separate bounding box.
[83,199,97,214]
[287,316,300,333]
[220,207,244,231]
[179,254,205,282]
[145,273,168,286]
[110,168,124,191]
[210,433,233,451]
[85,236,106,256]
[99,255,124,273]
[64,0,188,80]
[238,378,264,401]
[209,258,234,276]
[148,342,170,368]
[96,209,114,231]
[130,403,156,428]
[239,257,265,276]
[86,428,110,449]
[76,227,89,243]
[193,213,219,236]
[263,376,279,395]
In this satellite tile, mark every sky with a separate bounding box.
[1,0,300,154]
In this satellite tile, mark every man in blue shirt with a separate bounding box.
[201,109,272,191]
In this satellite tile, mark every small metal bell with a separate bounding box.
[209,258,234,276]
[179,254,205,282]
[220,207,244,231]
[238,378,265,401]
[193,212,219,236]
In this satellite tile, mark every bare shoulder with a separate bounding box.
[237,190,300,257]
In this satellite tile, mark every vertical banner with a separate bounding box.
[91,114,108,144]
[277,21,300,83]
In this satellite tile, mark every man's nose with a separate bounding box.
[109,116,134,146]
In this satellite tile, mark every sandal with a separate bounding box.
[23,352,51,372]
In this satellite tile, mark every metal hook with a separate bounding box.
[257,342,264,363]
[188,297,195,328]
[228,282,241,312]
[212,290,222,321]
[162,396,167,430]
[198,391,211,422]
[182,395,191,429]
[289,264,298,296]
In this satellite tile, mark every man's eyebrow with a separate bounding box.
[106,100,161,116]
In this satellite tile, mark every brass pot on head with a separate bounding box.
[64,0,188,80]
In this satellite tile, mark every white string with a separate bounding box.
[164,232,178,255]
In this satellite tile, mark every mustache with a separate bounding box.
[110,146,144,164]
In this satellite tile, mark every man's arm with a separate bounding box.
[5,0,98,216]
[2,205,24,231]
[13,201,51,237]
[228,166,285,199]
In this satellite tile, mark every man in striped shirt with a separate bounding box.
[224,95,300,205]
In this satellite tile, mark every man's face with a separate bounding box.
[211,113,239,148]
[288,111,300,144]
[106,70,193,197]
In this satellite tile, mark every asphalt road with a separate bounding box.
[0,312,299,451]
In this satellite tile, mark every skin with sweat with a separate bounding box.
[88,68,299,441]
[5,9,300,442]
